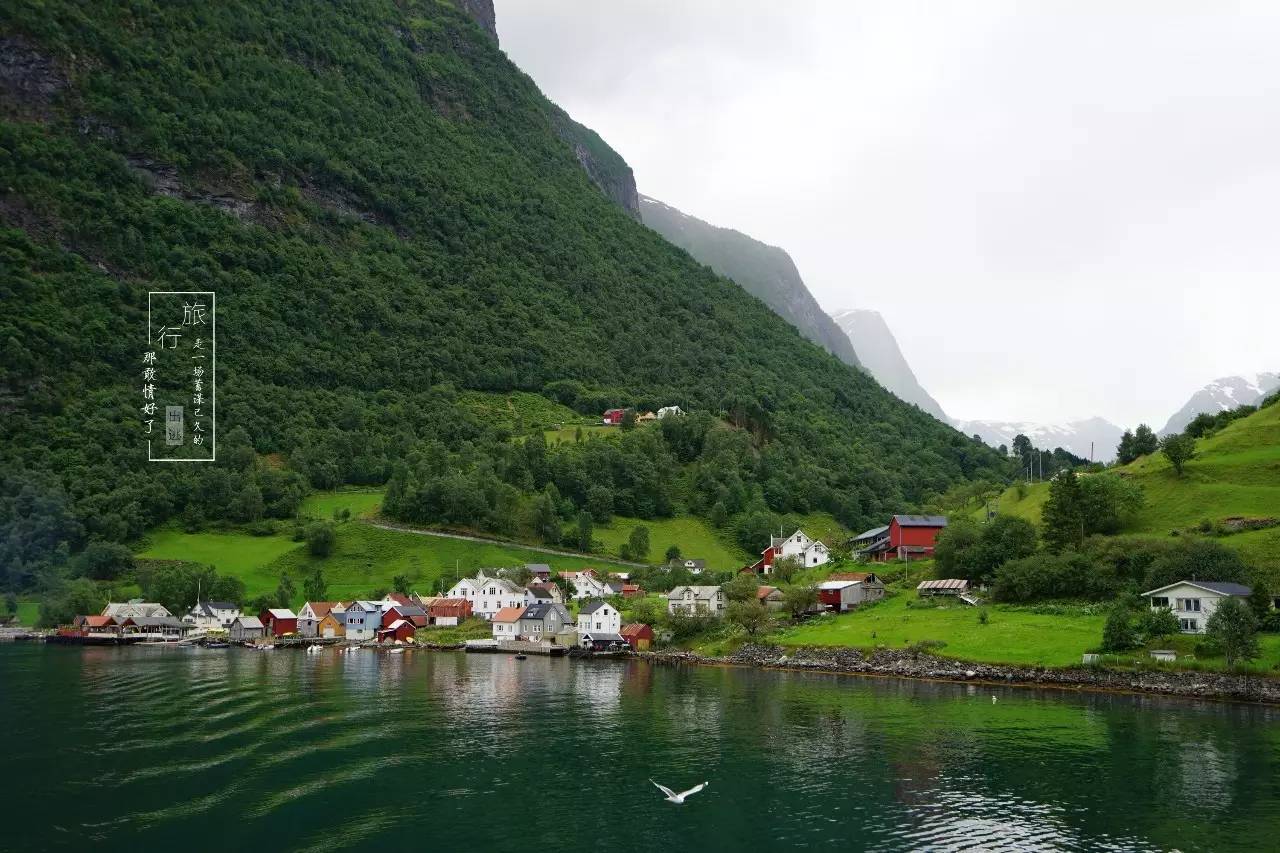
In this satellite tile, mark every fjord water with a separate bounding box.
[2,646,1277,851]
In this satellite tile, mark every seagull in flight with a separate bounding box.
[651,779,708,804]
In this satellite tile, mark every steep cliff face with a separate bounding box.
[457,0,498,43]
[639,196,859,366]
[830,309,946,420]
[547,105,640,218]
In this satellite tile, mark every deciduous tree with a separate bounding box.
[1206,597,1260,668]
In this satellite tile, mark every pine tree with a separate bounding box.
[1041,470,1084,552]
[1116,430,1136,465]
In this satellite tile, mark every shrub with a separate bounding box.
[1101,603,1138,652]
[992,552,1115,602]
[305,521,336,557]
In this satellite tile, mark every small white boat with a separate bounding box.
[388,647,405,655]
[306,645,322,654]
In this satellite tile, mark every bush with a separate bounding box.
[71,541,134,581]
[1137,607,1180,643]
[992,552,1115,602]
[305,522,336,557]
[1101,603,1138,652]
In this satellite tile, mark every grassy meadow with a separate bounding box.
[592,515,752,569]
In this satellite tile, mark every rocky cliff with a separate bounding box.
[547,105,640,218]
[457,0,498,43]
[830,309,946,420]
[639,196,860,366]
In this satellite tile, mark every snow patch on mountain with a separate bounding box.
[952,417,1124,463]
[1161,372,1280,435]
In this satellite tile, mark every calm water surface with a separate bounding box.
[2,644,1278,851]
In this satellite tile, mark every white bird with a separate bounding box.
[651,779,708,804]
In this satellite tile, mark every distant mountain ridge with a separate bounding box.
[830,309,949,421]
[1161,373,1280,435]
[952,417,1124,463]
[638,196,861,367]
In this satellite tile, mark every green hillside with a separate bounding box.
[979,402,1280,571]
[0,0,1005,602]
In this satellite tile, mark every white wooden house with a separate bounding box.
[1142,580,1252,634]
[666,586,726,617]
[577,600,621,635]
[447,575,526,620]
[183,601,241,631]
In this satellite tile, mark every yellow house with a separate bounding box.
[317,612,346,639]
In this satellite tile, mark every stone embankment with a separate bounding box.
[637,644,1280,704]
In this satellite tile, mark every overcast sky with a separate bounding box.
[496,1,1280,426]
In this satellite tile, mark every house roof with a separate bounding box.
[582,632,626,643]
[525,563,551,573]
[621,584,643,594]
[381,619,413,632]
[526,586,556,600]
[265,608,296,619]
[756,586,783,600]
[620,623,653,638]
[1142,580,1253,598]
[81,615,115,627]
[852,525,889,541]
[234,616,264,629]
[387,603,427,618]
[383,593,413,606]
[893,514,949,528]
[818,580,858,590]
[667,585,721,599]
[303,601,339,618]
[579,600,613,615]
[190,600,239,616]
[605,581,625,594]
[493,606,525,623]
[122,616,187,628]
[917,579,969,591]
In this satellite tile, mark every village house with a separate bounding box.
[1142,581,1252,634]
[671,558,706,575]
[102,600,171,620]
[73,615,120,637]
[577,600,622,636]
[525,585,560,607]
[260,608,298,637]
[855,515,948,562]
[620,623,654,650]
[748,529,830,575]
[519,602,573,642]
[118,616,191,639]
[667,586,727,617]
[491,606,525,640]
[377,619,417,644]
[182,601,241,631]
[297,601,344,637]
[382,603,429,630]
[525,563,553,582]
[317,611,346,639]
[229,615,264,641]
[636,410,657,423]
[621,583,645,598]
[381,592,414,608]
[602,408,626,426]
[657,405,684,419]
[756,586,787,611]
[447,575,525,619]
[343,600,386,641]
[559,570,614,601]
[818,572,886,612]
[581,631,627,651]
[424,598,472,626]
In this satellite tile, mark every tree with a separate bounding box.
[1101,602,1137,652]
[393,574,411,595]
[72,541,134,581]
[502,565,533,587]
[575,511,594,552]
[1160,433,1195,476]
[1116,430,1137,465]
[628,526,650,561]
[1132,424,1159,457]
[1139,607,1180,643]
[726,600,771,636]
[303,569,327,602]
[5,593,17,614]
[586,486,613,524]
[664,544,682,562]
[1205,597,1260,668]
[530,493,561,544]
[1012,434,1033,459]
[306,521,336,557]
[275,573,296,609]
[723,572,759,603]
[1247,580,1272,621]
[771,556,802,583]
[620,409,638,431]
[625,595,662,626]
[1041,470,1084,552]
[782,583,819,618]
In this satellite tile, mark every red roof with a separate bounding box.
[384,593,413,606]
[428,599,471,618]
[620,623,654,639]
[756,586,781,600]
[78,615,115,628]
[304,601,342,618]
[493,606,525,623]
[621,584,644,596]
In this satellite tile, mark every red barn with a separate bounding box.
[855,515,948,562]
[602,408,625,426]
[260,608,298,636]
[381,604,428,629]
[620,623,654,650]
[377,619,416,643]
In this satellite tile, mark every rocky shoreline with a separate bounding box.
[636,644,1280,704]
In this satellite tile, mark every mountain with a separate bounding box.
[830,309,948,421]
[952,417,1125,463]
[1161,373,1280,436]
[0,0,1005,585]
[638,196,860,367]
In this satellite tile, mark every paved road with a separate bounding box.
[366,521,649,568]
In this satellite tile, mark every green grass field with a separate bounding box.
[542,424,616,444]
[300,489,384,519]
[773,593,1106,667]
[138,528,306,578]
[456,390,594,435]
[976,403,1280,572]
[592,515,751,569]
[5,601,40,627]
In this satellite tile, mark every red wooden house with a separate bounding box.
[602,408,626,426]
[854,515,948,562]
[377,619,417,643]
[620,623,654,651]
[381,604,428,630]
[260,608,298,636]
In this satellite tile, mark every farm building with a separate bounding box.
[756,586,787,611]
[856,516,948,562]
[316,612,346,639]
[382,603,428,630]
[425,598,472,626]
[602,408,626,426]
[259,608,298,637]
[748,529,830,575]
[229,616,264,641]
[377,619,417,643]
[916,579,970,597]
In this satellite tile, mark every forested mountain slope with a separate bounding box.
[829,309,948,420]
[0,0,1003,590]
[639,196,861,367]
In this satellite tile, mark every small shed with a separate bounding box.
[230,616,264,641]
[317,612,346,639]
[620,623,654,651]
[260,608,298,636]
[377,619,416,644]
[916,579,970,597]
[581,631,627,651]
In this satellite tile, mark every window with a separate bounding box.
[1180,618,1198,632]
[1177,598,1202,612]
[1150,597,1169,609]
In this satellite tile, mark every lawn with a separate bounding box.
[543,424,615,445]
[772,592,1107,667]
[300,489,384,519]
[592,515,752,569]
[137,527,305,581]
[5,601,41,627]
